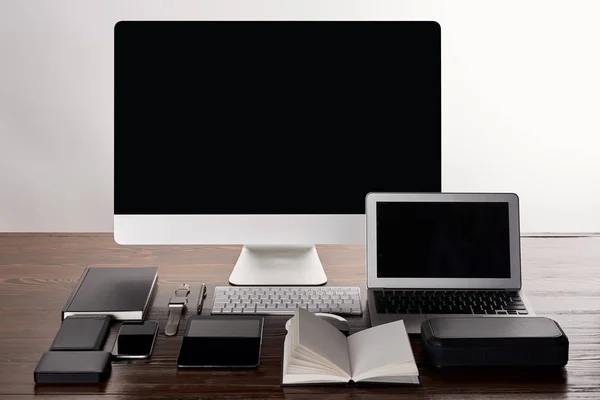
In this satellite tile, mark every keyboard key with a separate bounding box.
[504,305,527,310]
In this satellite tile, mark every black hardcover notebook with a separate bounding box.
[62,267,158,321]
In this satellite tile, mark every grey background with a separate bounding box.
[1,0,599,233]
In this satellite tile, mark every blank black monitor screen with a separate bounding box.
[114,21,441,214]
[376,202,511,279]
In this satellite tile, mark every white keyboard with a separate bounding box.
[211,286,362,316]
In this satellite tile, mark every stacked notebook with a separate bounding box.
[282,308,419,386]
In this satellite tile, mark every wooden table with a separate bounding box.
[1,233,599,399]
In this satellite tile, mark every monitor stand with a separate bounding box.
[228,245,327,286]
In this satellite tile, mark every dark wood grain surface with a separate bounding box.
[0,233,599,399]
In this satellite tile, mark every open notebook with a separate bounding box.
[282,308,419,386]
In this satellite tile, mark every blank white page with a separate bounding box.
[295,308,351,377]
[347,320,417,381]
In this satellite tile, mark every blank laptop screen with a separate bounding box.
[376,202,511,279]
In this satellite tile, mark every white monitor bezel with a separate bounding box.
[366,192,522,290]
[114,214,366,245]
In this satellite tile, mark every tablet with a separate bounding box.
[176,316,264,368]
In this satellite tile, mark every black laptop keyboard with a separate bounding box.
[373,290,528,315]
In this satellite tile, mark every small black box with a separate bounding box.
[34,351,112,384]
[421,317,569,368]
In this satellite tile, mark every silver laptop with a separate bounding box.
[366,192,535,334]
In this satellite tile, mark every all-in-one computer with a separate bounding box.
[114,21,441,288]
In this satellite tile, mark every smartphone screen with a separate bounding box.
[112,320,159,359]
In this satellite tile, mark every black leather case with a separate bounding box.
[34,351,112,383]
[421,317,569,368]
[50,315,111,351]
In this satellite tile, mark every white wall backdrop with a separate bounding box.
[1,0,599,233]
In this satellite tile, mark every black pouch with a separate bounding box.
[34,351,112,384]
[50,315,111,351]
